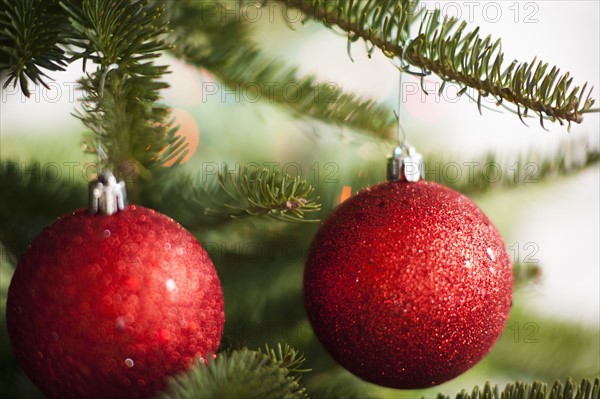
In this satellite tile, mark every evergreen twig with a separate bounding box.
[166,0,396,138]
[216,166,321,222]
[259,343,312,377]
[277,0,596,128]
[436,378,600,399]
[158,347,309,399]
[140,165,321,226]
[63,0,178,177]
[0,0,71,96]
[1,0,184,177]
[428,139,600,194]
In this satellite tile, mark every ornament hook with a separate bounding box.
[395,57,407,150]
[97,63,119,172]
[88,63,128,215]
[387,57,425,182]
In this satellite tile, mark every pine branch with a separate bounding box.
[304,138,599,218]
[436,378,599,399]
[0,0,71,96]
[165,0,395,138]
[214,166,320,221]
[158,347,309,399]
[258,343,312,376]
[277,0,597,127]
[140,165,321,226]
[63,0,176,177]
[2,0,185,174]
[429,138,600,194]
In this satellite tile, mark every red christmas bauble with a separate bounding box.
[7,205,224,399]
[304,181,512,388]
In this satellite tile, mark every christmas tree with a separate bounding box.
[1,0,599,398]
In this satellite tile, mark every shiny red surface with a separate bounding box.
[7,205,224,398]
[305,181,512,388]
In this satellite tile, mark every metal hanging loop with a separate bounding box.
[88,63,128,215]
[387,57,425,183]
[96,63,119,171]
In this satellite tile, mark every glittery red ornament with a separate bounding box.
[304,181,512,388]
[7,205,224,399]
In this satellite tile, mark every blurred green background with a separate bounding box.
[1,1,599,398]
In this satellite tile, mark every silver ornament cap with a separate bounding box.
[387,145,425,182]
[89,170,128,215]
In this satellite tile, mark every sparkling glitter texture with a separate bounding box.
[7,205,225,399]
[304,181,512,388]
